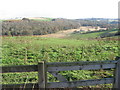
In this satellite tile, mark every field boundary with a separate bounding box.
[2,59,120,88]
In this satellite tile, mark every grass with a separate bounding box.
[68,29,119,40]
[2,29,119,88]
[30,18,53,21]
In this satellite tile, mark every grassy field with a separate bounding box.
[30,17,52,21]
[68,29,118,39]
[2,29,119,88]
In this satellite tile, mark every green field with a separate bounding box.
[68,29,119,39]
[31,18,52,21]
[2,29,119,88]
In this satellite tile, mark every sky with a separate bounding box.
[0,0,119,19]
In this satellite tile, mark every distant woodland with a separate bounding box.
[2,18,118,36]
[2,19,80,36]
[75,19,118,29]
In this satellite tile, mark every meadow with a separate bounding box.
[2,29,119,88]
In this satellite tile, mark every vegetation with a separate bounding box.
[2,28,119,88]
[30,17,53,21]
[1,17,119,88]
[75,18,118,29]
[2,18,80,36]
[2,18,118,36]
[70,29,119,39]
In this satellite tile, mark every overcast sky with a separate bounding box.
[0,0,119,19]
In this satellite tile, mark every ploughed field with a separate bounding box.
[2,29,119,88]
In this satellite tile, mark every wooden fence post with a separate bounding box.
[38,61,47,88]
[113,59,120,88]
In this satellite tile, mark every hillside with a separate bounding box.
[68,28,119,40]
[27,17,52,21]
[2,17,118,37]
[2,18,80,36]
[75,18,118,29]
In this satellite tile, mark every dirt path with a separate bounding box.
[38,28,80,38]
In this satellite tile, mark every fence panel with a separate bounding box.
[2,60,120,88]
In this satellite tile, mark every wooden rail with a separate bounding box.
[1,59,120,89]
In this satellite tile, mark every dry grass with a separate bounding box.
[35,26,107,38]
[36,28,80,38]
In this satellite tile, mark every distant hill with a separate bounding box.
[2,17,53,22]
[27,17,53,21]
[76,18,118,21]
[2,18,80,36]
[1,17,118,36]
[75,18,118,29]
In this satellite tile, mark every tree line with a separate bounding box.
[75,19,118,29]
[2,18,81,36]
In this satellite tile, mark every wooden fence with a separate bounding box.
[2,59,120,88]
